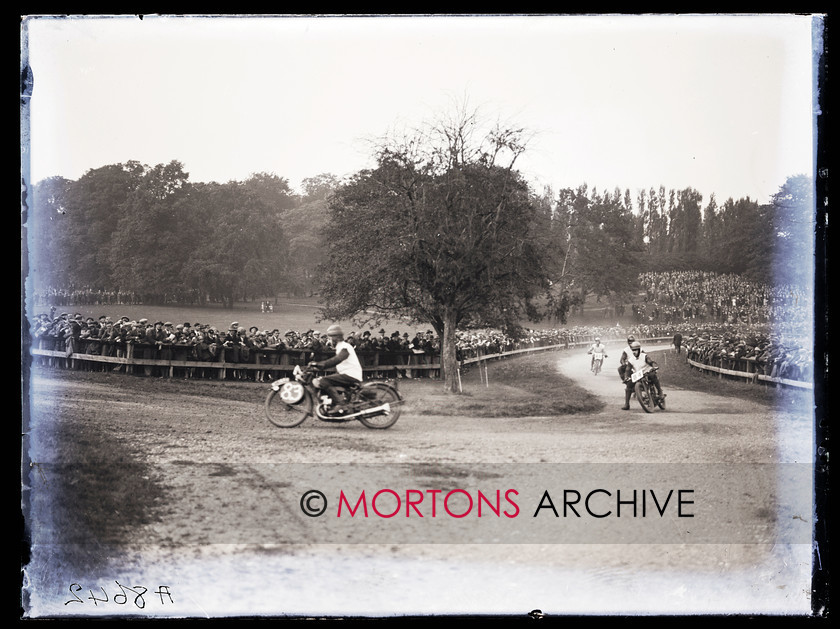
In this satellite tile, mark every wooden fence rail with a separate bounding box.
[29,347,440,379]
[28,335,812,390]
[28,335,652,380]
[684,357,813,390]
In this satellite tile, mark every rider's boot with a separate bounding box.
[322,384,348,415]
[621,388,632,410]
[326,401,348,415]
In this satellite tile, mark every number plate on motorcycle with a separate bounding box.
[270,377,290,391]
[631,370,644,383]
[279,381,305,403]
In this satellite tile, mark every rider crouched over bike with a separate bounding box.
[621,341,665,410]
[309,324,363,415]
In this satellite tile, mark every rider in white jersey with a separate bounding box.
[621,341,665,410]
[617,335,636,382]
[310,324,363,414]
[587,337,608,372]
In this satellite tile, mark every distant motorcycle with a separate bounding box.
[265,364,403,429]
[626,364,666,413]
[590,351,605,375]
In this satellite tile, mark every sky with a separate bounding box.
[21,14,822,205]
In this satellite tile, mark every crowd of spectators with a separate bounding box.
[628,271,814,382]
[32,287,206,307]
[28,313,445,380]
[28,270,814,384]
[634,271,811,327]
[28,307,814,385]
[681,330,812,382]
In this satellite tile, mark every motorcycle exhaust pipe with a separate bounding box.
[316,402,391,420]
[357,402,391,416]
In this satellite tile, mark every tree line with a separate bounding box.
[552,174,812,309]
[24,107,814,392]
[27,163,336,307]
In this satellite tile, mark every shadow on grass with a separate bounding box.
[25,400,166,575]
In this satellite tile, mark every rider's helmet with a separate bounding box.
[630,341,641,354]
[627,335,636,344]
[595,337,601,343]
[326,324,344,338]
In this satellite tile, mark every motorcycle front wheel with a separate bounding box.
[634,380,655,413]
[357,383,402,429]
[265,389,312,428]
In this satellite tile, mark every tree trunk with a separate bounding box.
[441,306,460,393]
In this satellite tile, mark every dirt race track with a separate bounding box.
[22,346,816,618]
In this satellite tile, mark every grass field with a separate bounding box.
[407,351,606,416]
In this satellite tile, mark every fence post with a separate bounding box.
[29,334,812,390]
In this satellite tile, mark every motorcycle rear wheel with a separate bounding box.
[634,380,655,413]
[357,383,402,429]
[265,389,312,428]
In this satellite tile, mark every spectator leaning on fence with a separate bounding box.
[29,312,812,385]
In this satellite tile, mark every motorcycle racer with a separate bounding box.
[309,324,363,415]
[621,341,665,410]
[587,337,608,372]
[617,335,637,382]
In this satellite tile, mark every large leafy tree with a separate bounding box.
[300,173,340,200]
[28,176,73,291]
[179,180,291,307]
[29,160,296,307]
[242,172,297,213]
[767,174,815,288]
[108,161,193,302]
[709,196,764,279]
[277,173,338,296]
[30,163,147,292]
[554,184,643,308]
[674,187,703,254]
[317,108,564,392]
[700,193,720,259]
[645,185,669,255]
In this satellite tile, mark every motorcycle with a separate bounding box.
[265,364,403,429]
[590,351,605,375]
[626,364,666,413]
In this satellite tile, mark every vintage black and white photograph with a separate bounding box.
[20,14,826,619]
